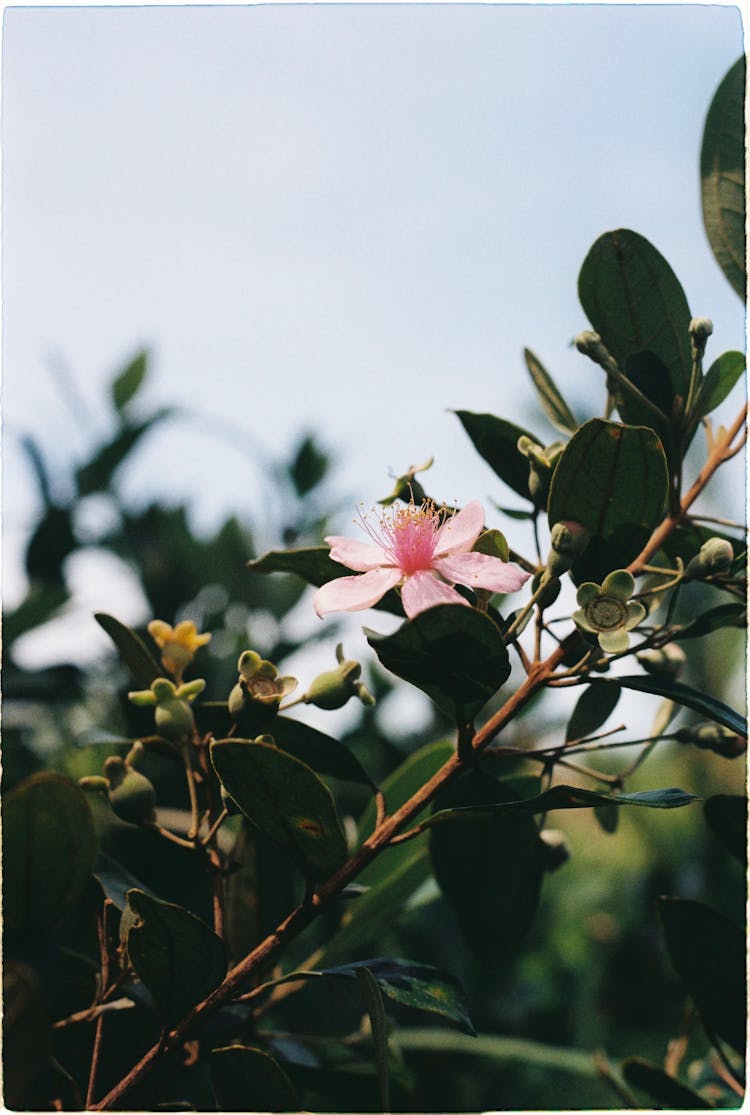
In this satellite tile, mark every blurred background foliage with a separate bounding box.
[3,346,745,1111]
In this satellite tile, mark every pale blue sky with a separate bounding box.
[3,3,746,661]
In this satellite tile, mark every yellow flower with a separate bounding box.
[147,619,211,678]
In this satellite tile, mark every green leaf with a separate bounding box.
[355,967,391,1113]
[672,602,746,641]
[125,889,226,1026]
[694,350,746,419]
[523,348,578,434]
[393,1027,600,1079]
[272,716,375,788]
[289,433,329,497]
[76,410,171,496]
[430,771,545,965]
[92,851,156,910]
[612,675,747,737]
[3,773,97,931]
[211,739,348,880]
[454,410,540,501]
[366,605,511,723]
[566,682,622,741]
[657,897,745,1055]
[622,1058,713,1109]
[547,418,668,583]
[94,612,162,688]
[578,229,692,401]
[701,57,746,299]
[247,547,403,616]
[424,784,698,829]
[703,795,746,864]
[25,505,77,585]
[209,1045,298,1113]
[112,350,149,413]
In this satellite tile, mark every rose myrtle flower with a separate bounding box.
[313,500,530,620]
[572,570,646,654]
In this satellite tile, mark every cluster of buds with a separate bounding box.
[674,722,746,759]
[128,677,206,741]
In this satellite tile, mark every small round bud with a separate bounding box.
[636,643,686,679]
[546,520,590,576]
[108,769,157,825]
[689,317,713,342]
[532,570,561,609]
[685,537,734,579]
[303,649,374,711]
[155,698,195,741]
[675,722,746,759]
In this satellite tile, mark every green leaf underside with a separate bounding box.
[366,605,511,723]
[272,715,374,787]
[271,958,475,1037]
[547,419,668,583]
[424,784,698,829]
[355,967,391,1113]
[94,612,162,688]
[622,1058,713,1109]
[3,773,97,931]
[566,681,622,741]
[211,739,348,880]
[701,57,746,299]
[454,411,540,501]
[523,348,578,434]
[673,602,746,641]
[695,350,746,419]
[657,897,746,1056]
[209,1045,298,1113]
[247,547,403,616]
[578,228,692,401]
[430,771,545,965]
[112,350,148,412]
[703,795,747,864]
[612,675,747,737]
[125,889,226,1025]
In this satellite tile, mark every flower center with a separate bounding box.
[361,501,443,575]
[586,596,627,632]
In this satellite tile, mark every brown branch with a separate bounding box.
[91,405,746,1110]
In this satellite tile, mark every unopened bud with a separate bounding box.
[155,698,195,740]
[689,317,714,346]
[546,520,590,576]
[108,769,157,825]
[532,570,561,609]
[685,537,734,579]
[575,331,616,371]
[636,643,687,679]
[303,644,375,710]
[675,722,746,759]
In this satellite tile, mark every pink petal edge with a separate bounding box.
[325,535,390,572]
[313,567,402,617]
[434,500,485,557]
[400,570,470,618]
[435,552,531,594]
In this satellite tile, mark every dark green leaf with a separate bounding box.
[76,410,171,496]
[566,682,622,741]
[494,505,538,521]
[672,602,746,641]
[547,418,668,583]
[209,1045,298,1112]
[430,771,545,965]
[24,506,76,585]
[289,434,329,497]
[272,715,375,788]
[3,773,97,931]
[578,229,692,400]
[3,961,51,1110]
[657,897,746,1055]
[355,967,391,1112]
[703,795,746,864]
[593,802,619,835]
[424,784,698,829]
[694,350,746,419]
[701,57,746,299]
[94,612,162,688]
[613,675,747,737]
[92,851,157,910]
[112,350,149,413]
[125,889,226,1026]
[247,547,403,616]
[211,739,348,880]
[366,605,511,723]
[524,348,578,434]
[622,1058,712,1109]
[454,410,540,501]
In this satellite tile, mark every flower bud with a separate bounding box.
[155,698,195,740]
[689,317,714,351]
[675,723,746,759]
[684,537,734,579]
[303,644,375,710]
[531,570,561,609]
[540,829,571,871]
[545,520,590,577]
[108,769,158,825]
[228,650,297,732]
[575,331,615,369]
[636,643,687,679]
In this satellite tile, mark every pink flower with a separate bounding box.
[313,500,531,620]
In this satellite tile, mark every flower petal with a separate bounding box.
[434,552,531,594]
[598,629,630,654]
[326,535,391,572]
[572,608,596,633]
[602,569,635,601]
[313,567,402,617]
[576,582,601,607]
[624,601,647,630]
[434,501,485,556]
[401,570,470,618]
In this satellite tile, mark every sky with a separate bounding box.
[2,1,746,670]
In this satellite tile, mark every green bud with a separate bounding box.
[108,769,157,825]
[532,570,561,609]
[636,643,686,679]
[675,723,746,759]
[79,775,110,794]
[689,317,713,356]
[540,829,571,871]
[575,330,615,370]
[546,520,590,576]
[685,537,734,579]
[154,698,195,740]
[303,644,375,711]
